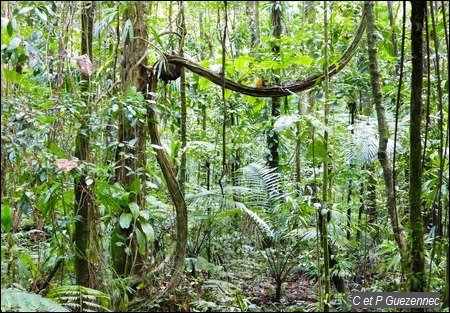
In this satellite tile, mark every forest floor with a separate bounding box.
[243,274,319,312]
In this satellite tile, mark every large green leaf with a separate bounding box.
[129,178,140,196]
[129,202,140,219]
[1,289,69,312]
[119,213,132,229]
[1,204,12,232]
[141,221,155,242]
[6,37,22,52]
[273,115,300,133]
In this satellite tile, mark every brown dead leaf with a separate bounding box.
[74,54,93,77]
[55,159,79,172]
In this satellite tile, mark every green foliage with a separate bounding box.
[47,285,111,312]
[1,288,70,312]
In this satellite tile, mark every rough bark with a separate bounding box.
[409,1,426,294]
[365,1,406,253]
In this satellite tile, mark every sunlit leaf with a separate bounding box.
[225,89,232,100]
[273,115,300,133]
[129,202,140,219]
[199,77,212,90]
[6,37,21,52]
[200,59,212,68]
[122,18,134,43]
[141,222,154,242]
[136,228,146,256]
[296,55,313,66]
[18,6,34,15]
[151,144,164,150]
[37,116,56,124]
[34,7,47,22]
[258,60,279,70]
[119,213,132,229]
[234,58,247,71]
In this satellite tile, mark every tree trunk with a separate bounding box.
[365,1,406,255]
[113,1,148,276]
[178,1,187,196]
[409,1,426,295]
[387,1,399,75]
[246,1,260,56]
[321,2,331,311]
[295,96,303,196]
[74,1,95,288]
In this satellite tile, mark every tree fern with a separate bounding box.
[1,288,70,312]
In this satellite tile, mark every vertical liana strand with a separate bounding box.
[392,1,406,197]
[221,1,228,176]
[422,6,431,175]
[430,0,446,239]
[439,1,450,306]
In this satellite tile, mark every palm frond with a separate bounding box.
[234,202,274,240]
[237,162,284,208]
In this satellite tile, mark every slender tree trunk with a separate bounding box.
[321,2,330,311]
[74,1,95,288]
[246,1,260,56]
[429,1,445,239]
[409,1,426,295]
[178,1,187,196]
[113,1,148,276]
[359,57,378,224]
[365,1,406,255]
[387,1,400,75]
[295,96,303,196]
[347,101,356,240]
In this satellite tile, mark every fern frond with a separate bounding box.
[47,285,110,312]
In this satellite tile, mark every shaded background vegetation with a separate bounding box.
[1,1,448,312]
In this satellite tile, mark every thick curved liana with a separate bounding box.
[165,8,366,98]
